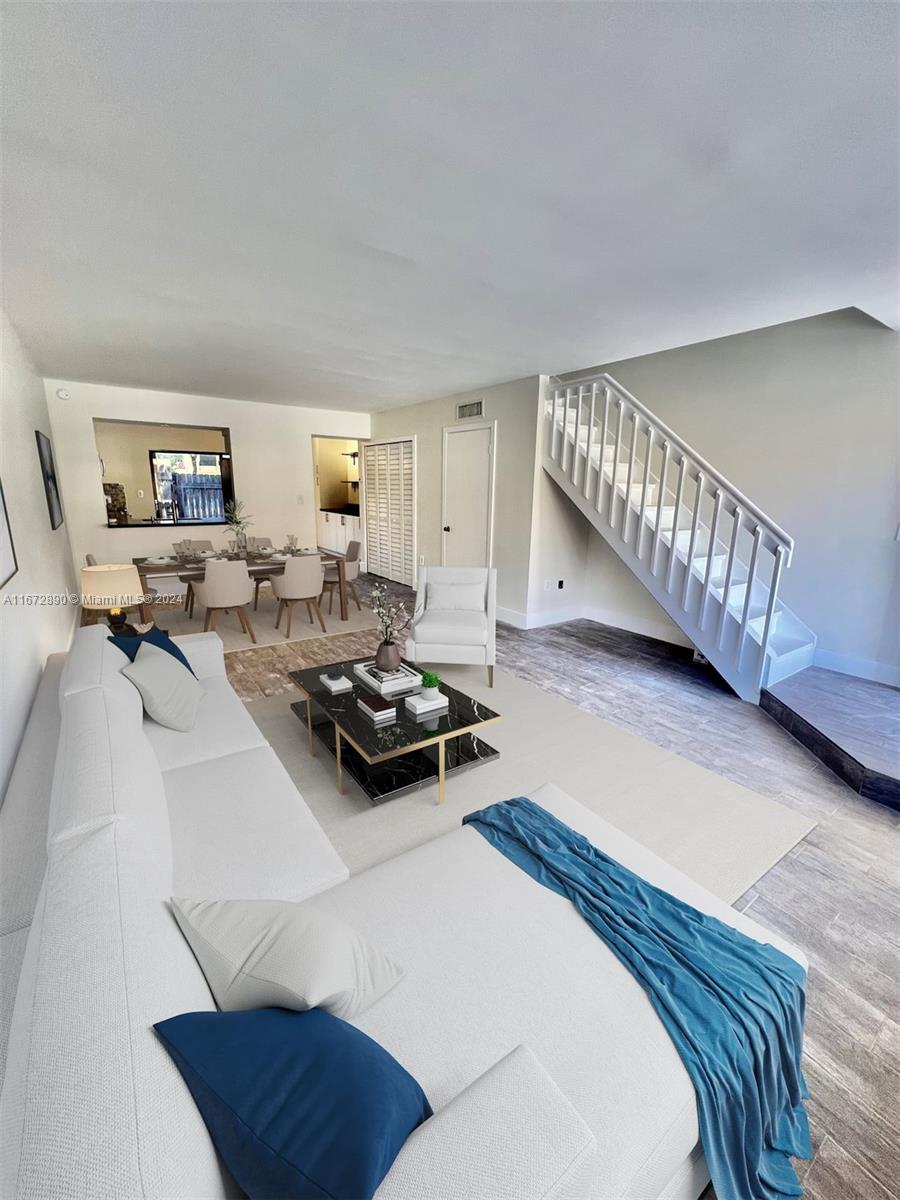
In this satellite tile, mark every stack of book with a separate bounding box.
[405,692,450,719]
[357,692,397,725]
[353,661,422,697]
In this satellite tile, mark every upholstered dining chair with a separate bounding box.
[248,537,276,609]
[271,555,326,637]
[190,560,256,643]
[406,566,497,686]
[178,540,215,615]
[321,540,362,614]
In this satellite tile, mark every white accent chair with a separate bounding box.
[272,554,326,637]
[405,566,497,686]
[191,559,256,643]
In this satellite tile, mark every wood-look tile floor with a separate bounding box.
[770,666,900,778]
[225,596,899,1200]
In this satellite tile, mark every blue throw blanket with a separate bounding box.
[463,798,811,1200]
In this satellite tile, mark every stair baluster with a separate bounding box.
[716,504,743,650]
[650,440,671,575]
[622,411,639,541]
[635,426,655,557]
[758,544,787,677]
[608,399,625,529]
[681,470,705,610]
[583,384,597,499]
[736,525,763,673]
[596,386,612,515]
[666,453,688,593]
[699,488,724,630]
[571,387,584,488]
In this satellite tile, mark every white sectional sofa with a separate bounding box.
[0,625,805,1200]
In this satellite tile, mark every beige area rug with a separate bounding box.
[154,589,378,652]
[245,664,815,904]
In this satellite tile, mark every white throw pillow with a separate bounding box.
[171,897,404,1018]
[426,581,485,612]
[122,641,203,732]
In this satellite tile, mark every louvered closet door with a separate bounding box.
[363,439,414,587]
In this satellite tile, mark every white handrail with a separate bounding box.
[549,373,794,562]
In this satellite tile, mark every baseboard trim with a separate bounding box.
[522,605,585,629]
[813,649,900,689]
[506,599,694,645]
[496,605,528,629]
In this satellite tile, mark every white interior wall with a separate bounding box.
[0,314,78,801]
[525,472,590,625]
[370,378,542,620]
[44,380,370,570]
[567,309,899,682]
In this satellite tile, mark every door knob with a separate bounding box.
[443,525,451,532]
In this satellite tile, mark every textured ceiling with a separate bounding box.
[2,1,897,411]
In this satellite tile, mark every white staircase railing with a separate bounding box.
[543,373,815,700]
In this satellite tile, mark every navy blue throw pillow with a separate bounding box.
[108,625,195,675]
[154,1008,432,1200]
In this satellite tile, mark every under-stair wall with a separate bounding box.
[543,374,816,702]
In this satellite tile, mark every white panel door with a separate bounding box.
[442,423,496,568]
[362,438,415,586]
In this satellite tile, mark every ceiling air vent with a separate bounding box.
[456,399,484,420]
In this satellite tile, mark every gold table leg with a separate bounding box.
[437,738,446,805]
[335,726,344,795]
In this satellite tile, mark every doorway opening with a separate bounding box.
[311,436,362,557]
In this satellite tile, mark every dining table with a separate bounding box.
[132,548,351,621]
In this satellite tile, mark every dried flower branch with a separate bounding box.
[370,583,410,644]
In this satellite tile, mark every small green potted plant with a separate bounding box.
[420,670,442,701]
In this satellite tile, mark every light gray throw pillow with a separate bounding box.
[171,897,404,1018]
[425,581,485,612]
[122,641,203,731]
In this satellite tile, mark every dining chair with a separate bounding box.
[248,537,276,609]
[321,540,362,614]
[271,555,326,637]
[190,560,256,643]
[178,540,215,614]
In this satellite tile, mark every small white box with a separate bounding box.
[319,673,353,694]
[405,692,450,718]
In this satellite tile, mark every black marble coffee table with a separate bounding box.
[288,658,500,805]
